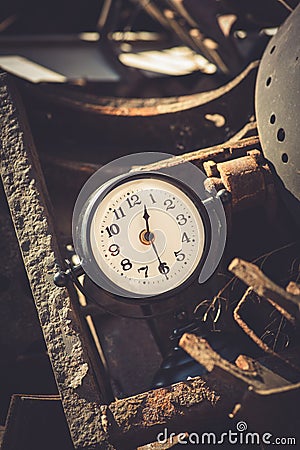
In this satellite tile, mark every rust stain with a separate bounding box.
[142,389,176,425]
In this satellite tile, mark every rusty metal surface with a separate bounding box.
[107,378,219,448]
[202,146,278,230]
[203,149,277,218]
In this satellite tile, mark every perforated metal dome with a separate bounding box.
[255,4,300,220]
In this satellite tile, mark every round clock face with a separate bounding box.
[87,175,207,298]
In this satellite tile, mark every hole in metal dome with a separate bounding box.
[277,128,285,142]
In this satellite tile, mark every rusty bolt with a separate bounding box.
[203,160,219,177]
[247,149,263,164]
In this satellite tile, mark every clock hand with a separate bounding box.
[151,240,169,280]
[143,205,169,279]
[143,204,151,240]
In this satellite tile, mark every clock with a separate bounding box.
[72,153,226,302]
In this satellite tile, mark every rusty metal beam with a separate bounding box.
[0,71,110,449]
[105,379,219,448]
[229,258,300,320]
[132,135,260,172]
[179,333,290,390]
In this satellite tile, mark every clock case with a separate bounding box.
[74,171,212,304]
[72,153,226,307]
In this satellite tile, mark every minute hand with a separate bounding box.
[143,205,169,280]
[151,240,169,280]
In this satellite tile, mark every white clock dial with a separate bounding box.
[88,176,206,298]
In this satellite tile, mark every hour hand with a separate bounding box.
[143,205,150,231]
[143,204,151,239]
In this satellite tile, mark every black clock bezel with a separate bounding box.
[80,171,212,305]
